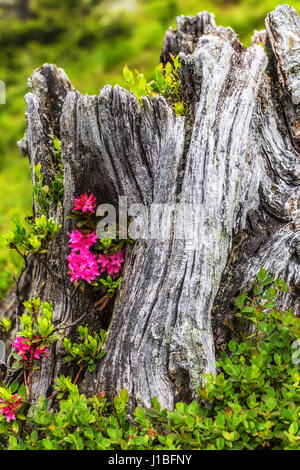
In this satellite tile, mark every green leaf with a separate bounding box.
[242,306,254,313]
[123,65,134,87]
[215,413,225,428]
[222,431,235,441]
[174,101,184,116]
[10,382,19,394]
[274,353,281,366]
[257,268,268,281]
[236,293,247,310]
[63,355,74,363]
[42,439,53,450]
[120,388,128,404]
[228,340,237,353]
[216,438,225,450]
[31,429,38,444]
[289,422,298,435]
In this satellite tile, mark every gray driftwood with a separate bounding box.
[1,4,299,409]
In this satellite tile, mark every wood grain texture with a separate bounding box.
[1,4,299,409]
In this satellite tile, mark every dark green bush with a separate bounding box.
[1,270,299,450]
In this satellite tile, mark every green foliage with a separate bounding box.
[12,298,58,371]
[33,164,50,215]
[20,298,55,339]
[0,381,27,449]
[51,138,65,203]
[123,56,187,116]
[2,150,62,261]
[0,317,11,334]
[53,375,79,399]
[0,141,63,299]
[0,381,27,403]
[0,381,26,407]
[199,270,300,450]
[33,140,64,215]
[96,235,127,255]
[0,271,298,450]
[63,326,107,373]
[3,214,61,256]
[99,275,123,298]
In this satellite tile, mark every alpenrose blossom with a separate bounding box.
[68,230,100,284]
[68,229,98,250]
[68,192,126,283]
[68,250,100,284]
[0,394,22,422]
[73,193,97,213]
[98,250,124,278]
[12,336,49,362]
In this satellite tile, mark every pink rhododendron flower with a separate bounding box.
[98,250,124,277]
[68,230,98,250]
[33,344,50,360]
[73,193,97,213]
[68,249,100,284]
[0,394,22,422]
[12,336,30,359]
[68,230,100,284]
[12,336,49,362]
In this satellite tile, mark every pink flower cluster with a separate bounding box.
[68,230,124,284]
[12,336,49,362]
[73,193,96,213]
[68,194,125,285]
[0,394,22,422]
[68,229,100,284]
[98,251,125,277]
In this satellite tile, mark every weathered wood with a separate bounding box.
[1,4,299,409]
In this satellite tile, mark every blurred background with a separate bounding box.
[0,0,299,300]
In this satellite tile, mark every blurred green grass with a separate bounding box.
[0,0,299,300]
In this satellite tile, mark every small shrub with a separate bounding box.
[0,270,298,450]
[123,56,188,116]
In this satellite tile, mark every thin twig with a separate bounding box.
[73,365,84,385]
[113,400,121,428]
[23,366,28,390]
[47,390,59,401]
[51,312,87,336]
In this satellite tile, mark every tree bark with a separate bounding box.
[1,4,299,409]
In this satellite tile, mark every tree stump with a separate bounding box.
[1,4,299,409]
